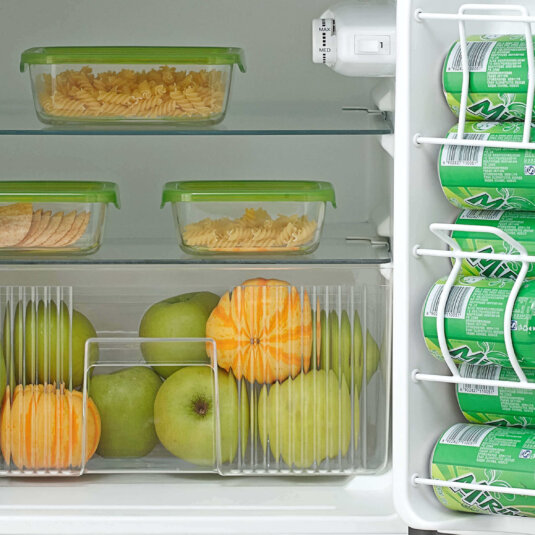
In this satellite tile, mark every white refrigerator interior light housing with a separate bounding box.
[312,1,396,77]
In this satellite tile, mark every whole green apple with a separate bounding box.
[5,301,98,388]
[90,366,162,458]
[139,292,220,378]
[154,367,249,466]
[258,369,351,469]
[353,312,380,393]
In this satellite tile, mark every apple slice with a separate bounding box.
[45,210,76,246]
[0,203,33,247]
[258,369,351,469]
[23,210,51,247]
[17,209,41,246]
[31,211,63,246]
[62,211,90,246]
[54,211,89,247]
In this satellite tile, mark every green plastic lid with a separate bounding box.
[161,181,336,207]
[0,181,120,207]
[20,47,246,73]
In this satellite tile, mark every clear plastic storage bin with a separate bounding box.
[0,181,119,254]
[0,274,390,476]
[162,180,336,254]
[20,47,246,125]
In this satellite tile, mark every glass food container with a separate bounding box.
[161,180,336,254]
[0,181,120,254]
[20,47,246,126]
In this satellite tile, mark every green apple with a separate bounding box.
[0,346,5,402]
[319,310,353,387]
[258,369,351,469]
[353,312,381,394]
[4,301,98,388]
[90,366,162,458]
[326,311,352,380]
[365,331,380,384]
[154,367,249,466]
[139,292,220,378]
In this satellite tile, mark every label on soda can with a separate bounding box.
[452,209,535,279]
[457,362,535,427]
[421,276,535,368]
[438,122,535,211]
[443,35,535,122]
[431,423,535,517]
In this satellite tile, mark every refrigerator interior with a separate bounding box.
[0,1,401,533]
[395,0,535,534]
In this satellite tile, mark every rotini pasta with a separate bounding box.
[36,66,227,120]
[182,208,318,252]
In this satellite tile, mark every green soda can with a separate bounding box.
[452,210,535,279]
[439,122,535,211]
[431,423,535,517]
[443,34,535,122]
[457,362,535,427]
[422,276,535,368]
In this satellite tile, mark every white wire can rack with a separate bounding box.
[414,221,535,497]
[414,3,535,151]
[408,2,535,503]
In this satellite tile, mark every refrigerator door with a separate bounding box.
[395,0,535,533]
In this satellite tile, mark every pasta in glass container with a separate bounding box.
[161,181,336,255]
[21,47,245,125]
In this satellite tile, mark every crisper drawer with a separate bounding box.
[0,265,391,478]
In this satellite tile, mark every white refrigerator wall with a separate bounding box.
[395,0,535,534]
[0,0,391,240]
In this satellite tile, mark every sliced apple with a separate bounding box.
[258,369,351,469]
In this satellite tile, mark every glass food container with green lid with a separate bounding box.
[20,47,246,126]
[0,181,120,254]
[161,180,336,254]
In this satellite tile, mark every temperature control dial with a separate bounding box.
[312,18,337,67]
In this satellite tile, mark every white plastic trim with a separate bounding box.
[415,222,531,386]
[415,3,535,146]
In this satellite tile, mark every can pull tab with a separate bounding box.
[312,18,337,66]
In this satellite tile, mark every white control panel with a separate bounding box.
[312,1,396,77]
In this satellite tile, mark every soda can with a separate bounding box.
[451,209,535,279]
[431,423,535,517]
[456,362,535,427]
[443,34,535,122]
[438,122,535,212]
[421,276,535,368]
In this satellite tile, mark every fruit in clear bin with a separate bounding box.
[320,310,352,380]
[258,369,351,469]
[351,312,380,394]
[0,347,5,403]
[4,301,98,388]
[154,367,249,466]
[0,384,101,470]
[206,278,312,384]
[90,367,162,458]
[364,331,380,385]
[139,292,220,378]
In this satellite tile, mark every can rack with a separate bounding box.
[410,2,535,502]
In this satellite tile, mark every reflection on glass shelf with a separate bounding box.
[0,102,392,136]
[0,225,391,265]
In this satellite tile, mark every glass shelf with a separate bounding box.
[0,224,391,265]
[0,102,392,136]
